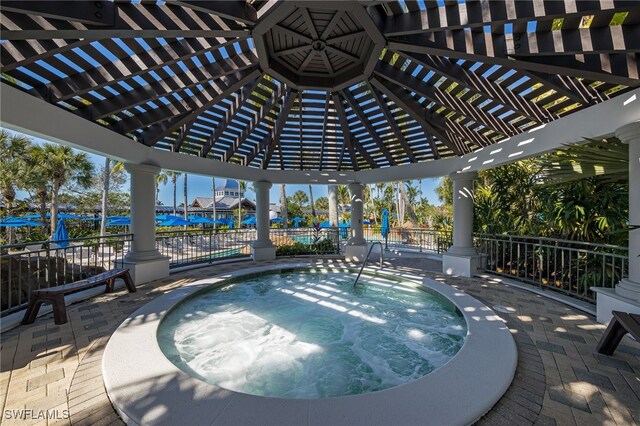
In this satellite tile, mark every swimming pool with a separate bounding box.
[157,269,466,399]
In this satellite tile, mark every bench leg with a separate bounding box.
[105,278,115,293]
[596,317,628,355]
[123,271,137,293]
[22,298,44,325]
[51,294,68,325]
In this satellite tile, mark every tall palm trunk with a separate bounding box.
[100,157,110,237]
[50,180,60,239]
[399,183,419,226]
[308,184,316,219]
[328,185,338,226]
[279,184,288,228]
[183,174,188,220]
[3,188,15,244]
[172,176,178,216]
[211,177,217,222]
[37,188,47,233]
[237,180,242,227]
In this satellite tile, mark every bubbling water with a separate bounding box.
[157,269,466,399]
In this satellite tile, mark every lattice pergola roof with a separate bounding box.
[1,1,638,172]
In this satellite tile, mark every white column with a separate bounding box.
[345,183,367,261]
[328,185,339,227]
[252,181,276,260]
[442,171,482,277]
[593,121,640,323]
[123,163,169,284]
[348,183,366,245]
[615,122,640,300]
[449,171,478,256]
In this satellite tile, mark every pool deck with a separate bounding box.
[1,255,639,426]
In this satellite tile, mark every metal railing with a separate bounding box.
[156,227,342,266]
[353,242,384,288]
[475,234,628,303]
[0,234,133,316]
[156,229,253,267]
[362,227,452,253]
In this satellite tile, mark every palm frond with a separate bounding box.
[537,137,628,186]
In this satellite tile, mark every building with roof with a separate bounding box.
[190,179,256,221]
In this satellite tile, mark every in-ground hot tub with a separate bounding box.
[103,263,517,425]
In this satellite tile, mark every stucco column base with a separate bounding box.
[442,252,484,277]
[120,255,170,285]
[593,286,640,324]
[345,243,368,262]
[252,245,276,261]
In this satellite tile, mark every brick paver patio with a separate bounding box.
[1,255,638,425]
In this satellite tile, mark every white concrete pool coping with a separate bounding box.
[102,263,517,426]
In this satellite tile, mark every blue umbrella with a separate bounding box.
[213,218,228,225]
[381,209,390,239]
[270,217,283,223]
[106,218,131,226]
[0,219,42,227]
[53,219,69,248]
[242,217,256,225]
[363,220,372,225]
[158,218,195,227]
[318,220,330,228]
[23,213,82,220]
[156,214,182,221]
[291,217,304,228]
[188,215,215,224]
[228,217,235,230]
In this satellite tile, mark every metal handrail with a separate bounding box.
[353,242,384,288]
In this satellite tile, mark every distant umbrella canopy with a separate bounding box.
[188,215,215,224]
[158,218,195,227]
[0,218,42,227]
[106,218,131,226]
[1,2,637,171]
[23,213,82,220]
[242,217,257,225]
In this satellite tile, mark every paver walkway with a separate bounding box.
[1,256,638,425]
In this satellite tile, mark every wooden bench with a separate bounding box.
[22,268,136,325]
[596,311,640,355]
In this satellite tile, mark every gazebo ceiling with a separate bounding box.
[1,1,639,173]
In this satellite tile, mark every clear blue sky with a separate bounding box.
[10,131,444,206]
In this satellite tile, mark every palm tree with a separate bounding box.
[291,190,309,208]
[166,171,181,215]
[0,130,30,243]
[279,184,288,228]
[100,157,124,237]
[237,180,246,226]
[538,137,627,185]
[183,173,189,220]
[39,144,93,238]
[211,176,217,222]
[308,185,316,220]
[328,185,338,226]
[156,171,169,206]
[399,181,419,227]
[24,145,50,233]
